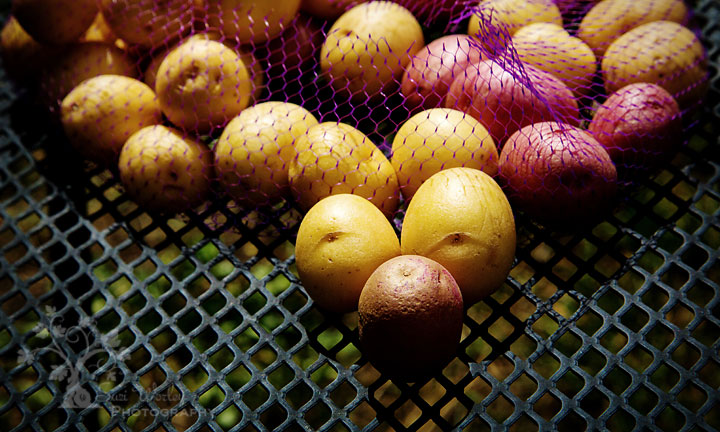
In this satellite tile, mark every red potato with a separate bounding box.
[589,83,682,173]
[446,59,580,147]
[401,34,484,112]
[358,255,464,381]
[499,121,617,225]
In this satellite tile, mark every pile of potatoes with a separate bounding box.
[0,0,711,382]
[0,0,710,225]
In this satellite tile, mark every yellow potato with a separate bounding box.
[601,20,708,108]
[12,0,97,45]
[578,0,688,57]
[144,35,264,104]
[512,23,597,95]
[0,16,60,83]
[40,42,138,110]
[289,122,399,218]
[208,0,302,44]
[118,125,212,214]
[320,1,424,100]
[215,102,319,207]
[143,32,223,90]
[400,167,516,305]
[468,0,562,55]
[295,194,401,313]
[155,38,253,132]
[60,75,162,166]
[391,108,498,201]
[99,0,204,48]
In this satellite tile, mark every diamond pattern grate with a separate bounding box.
[1,1,720,431]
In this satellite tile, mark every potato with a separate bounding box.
[12,0,97,45]
[391,108,498,201]
[143,33,264,102]
[499,121,617,225]
[511,23,597,96]
[99,0,203,48]
[40,42,138,111]
[601,20,708,109]
[142,32,225,90]
[401,35,485,111]
[400,167,516,305]
[578,0,688,57]
[446,59,580,146]
[588,83,681,173]
[0,16,60,83]
[60,75,162,166]
[214,102,319,208]
[468,0,562,55]
[320,1,424,101]
[288,122,399,217]
[208,0,302,44]
[295,194,400,313]
[359,255,463,381]
[155,38,253,132]
[118,125,212,214]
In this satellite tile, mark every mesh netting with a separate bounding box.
[0,0,719,430]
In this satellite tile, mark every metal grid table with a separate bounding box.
[1,1,719,431]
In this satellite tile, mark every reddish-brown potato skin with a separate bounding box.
[446,60,580,147]
[401,35,484,112]
[358,255,464,381]
[499,122,617,225]
[588,83,681,173]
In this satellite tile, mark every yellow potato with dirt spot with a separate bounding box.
[215,102,319,208]
[511,23,597,95]
[60,75,162,166]
[601,20,708,108]
[289,122,399,218]
[578,0,688,58]
[320,1,424,101]
[295,194,401,313]
[468,0,562,55]
[155,38,253,132]
[401,167,516,306]
[118,125,212,214]
[144,33,265,104]
[391,108,498,201]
